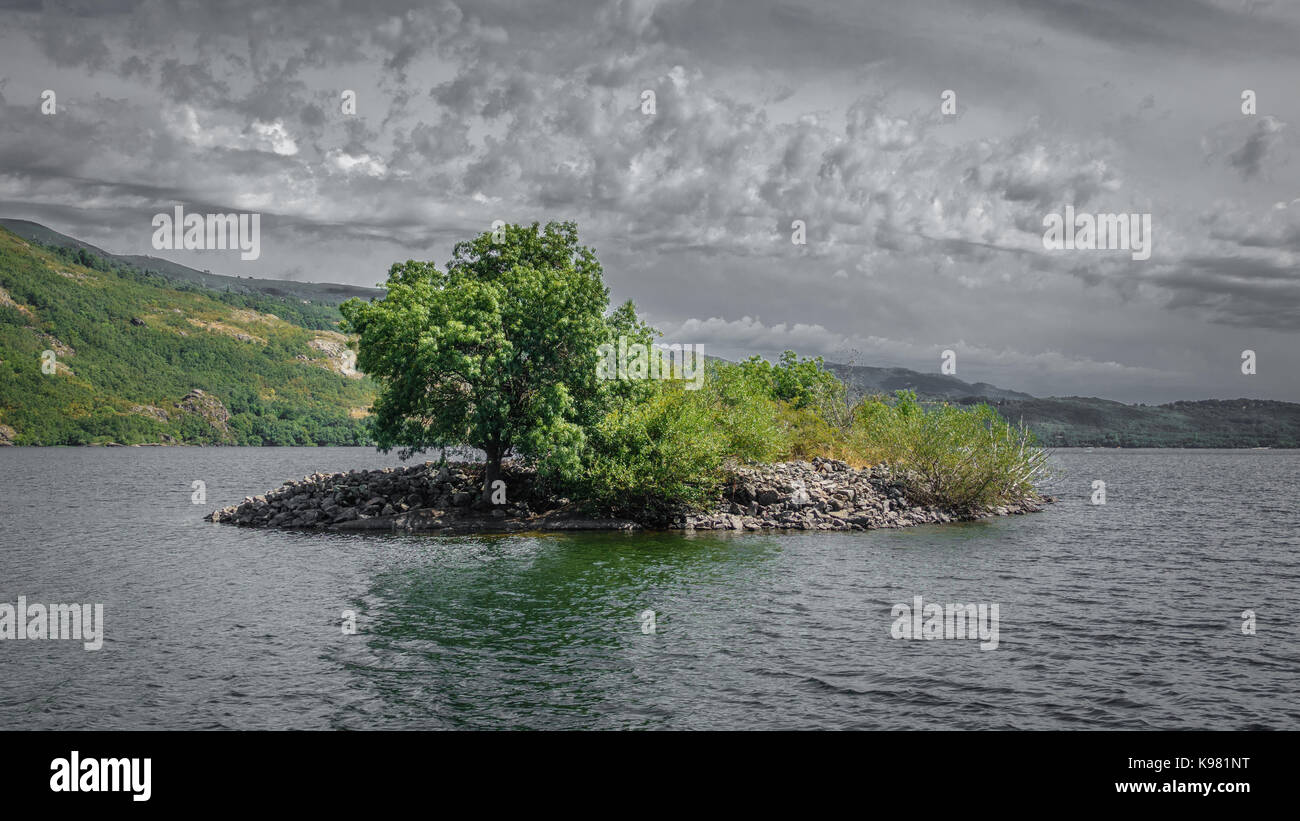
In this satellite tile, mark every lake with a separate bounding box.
[1,447,1297,730]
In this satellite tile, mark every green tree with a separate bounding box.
[340,221,610,503]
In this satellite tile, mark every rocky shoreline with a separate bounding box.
[205,457,1053,533]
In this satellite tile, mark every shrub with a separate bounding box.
[565,357,1050,516]
[774,403,848,462]
[570,381,727,517]
[737,351,847,414]
[697,360,786,463]
[564,359,793,516]
[853,390,1049,510]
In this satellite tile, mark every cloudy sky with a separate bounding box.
[1,0,1298,403]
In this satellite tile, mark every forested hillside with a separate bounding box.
[0,226,375,446]
[0,218,384,308]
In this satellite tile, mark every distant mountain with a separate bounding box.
[823,361,1034,401]
[807,360,1299,447]
[0,219,383,306]
[960,395,1300,448]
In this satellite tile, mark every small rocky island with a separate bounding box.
[206,457,1053,533]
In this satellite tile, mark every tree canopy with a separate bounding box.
[340,221,612,501]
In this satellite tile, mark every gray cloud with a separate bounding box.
[1229,116,1287,179]
[0,0,1298,402]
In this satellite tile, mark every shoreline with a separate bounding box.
[205,456,1055,534]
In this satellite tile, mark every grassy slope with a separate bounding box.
[0,227,375,446]
[0,218,384,307]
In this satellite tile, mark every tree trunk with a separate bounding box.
[482,447,502,505]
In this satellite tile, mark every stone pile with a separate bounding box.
[207,456,1052,533]
[680,457,1049,531]
[206,461,549,530]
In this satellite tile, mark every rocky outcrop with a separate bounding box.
[307,333,361,378]
[0,285,35,319]
[37,332,74,358]
[129,404,170,422]
[205,460,613,533]
[174,389,230,435]
[186,318,266,345]
[207,457,1052,533]
[679,458,1050,531]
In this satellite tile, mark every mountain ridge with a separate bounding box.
[822,360,1034,401]
[0,218,384,306]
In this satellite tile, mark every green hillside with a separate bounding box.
[0,226,375,446]
[0,218,385,308]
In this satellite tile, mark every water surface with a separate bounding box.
[1,447,1296,729]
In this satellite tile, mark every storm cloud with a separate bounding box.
[1,0,1297,402]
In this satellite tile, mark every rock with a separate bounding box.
[206,457,1051,535]
[789,482,811,507]
[173,389,231,439]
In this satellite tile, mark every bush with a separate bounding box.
[569,381,727,517]
[737,351,846,413]
[775,402,854,462]
[698,360,786,463]
[853,390,1049,510]
[561,357,1050,516]
[564,359,790,516]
